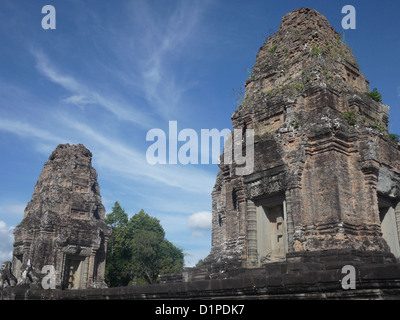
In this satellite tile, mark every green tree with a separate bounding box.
[105,204,184,286]
[158,239,185,275]
[128,210,184,284]
[104,202,132,287]
[105,201,128,227]
[130,209,165,239]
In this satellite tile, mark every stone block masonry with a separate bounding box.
[10,144,111,290]
[204,7,400,273]
[2,250,400,299]
[2,7,400,300]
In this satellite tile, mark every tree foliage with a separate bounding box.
[105,202,132,286]
[367,88,383,103]
[388,133,400,142]
[105,203,184,287]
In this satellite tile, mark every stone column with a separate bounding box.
[95,237,108,287]
[284,189,295,252]
[246,200,258,267]
[87,249,97,288]
[361,159,380,224]
[395,202,400,249]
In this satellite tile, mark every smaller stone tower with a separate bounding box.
[12,144,111,289]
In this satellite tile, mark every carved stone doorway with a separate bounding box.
[63,255,87,289]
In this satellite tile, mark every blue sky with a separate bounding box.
[0,0,399,267]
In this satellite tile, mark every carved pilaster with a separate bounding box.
[246,200,258,267]
[395,202,400,247]
[284,189,295,252]
[361,159,380,224]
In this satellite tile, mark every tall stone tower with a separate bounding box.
[12,144,111,289]
[206,8,400,271]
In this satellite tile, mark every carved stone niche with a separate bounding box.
[249,194,289,266]
[11,246,24,281]
[73,177,89,194]
[74,184,89,194]
[70,207,89,219]
[61,245,91,290]
[378,196,400,260]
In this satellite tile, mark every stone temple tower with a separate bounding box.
[205,8,400,272]
[12,144,111,289]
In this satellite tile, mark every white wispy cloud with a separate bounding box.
[31,49,155,128]
[62,95,95,107]
[137,2,202,117]
[0,116,68,156]
[0,118,63,144]
[0,110,215,195]
[33,50,81,92]
[61,118,215,194]
[0,221,14,264]
[101,0,208,119]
